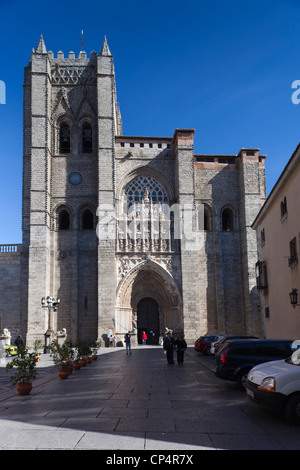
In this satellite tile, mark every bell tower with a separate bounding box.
[22,35,122,346]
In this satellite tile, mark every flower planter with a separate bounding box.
[73,362,81,370]
[91,355,98,360]
[86,357,92,364]
[78,359,87,367]
[16,382,32,395]
[58,370,70,379]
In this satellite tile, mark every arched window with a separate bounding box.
[82,209,94,229]
[82,122,92,153]
[59,122,70,153]
[58,209,70,230]
[280,197,287,218]
[197,204,211,231]
[125,175,168,208]
[222,207,234,232]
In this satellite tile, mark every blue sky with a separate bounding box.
[1,0,300,244]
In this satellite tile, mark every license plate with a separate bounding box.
[247,388,254,398]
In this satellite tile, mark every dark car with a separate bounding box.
[194,335,217,354]
[215,339,295,388]
[214,335,258,355]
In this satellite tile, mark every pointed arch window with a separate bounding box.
[125,176,168,208]
[82,209,94,229]
[222,207,234,232]
[59,122,70,153]
[82,122,92,153]
[58,209,70,230]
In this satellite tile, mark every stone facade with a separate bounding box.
[0,36,267,346]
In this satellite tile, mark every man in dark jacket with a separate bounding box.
[163,331,175,364]
[175,334,187,365]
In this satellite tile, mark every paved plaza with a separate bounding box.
[0,346,300,451]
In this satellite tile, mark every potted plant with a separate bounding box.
[91,340,101,360]
[6,348,38,395]
[76,342,91,367]
[72,345,82,370]
[49,339,73,379]
[33,339,43,362]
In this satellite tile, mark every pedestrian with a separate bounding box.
[163,331,175,364]
[109,335,115,347]
[141,331,147,345]
[175,334,187,365]
[124,332,131,355]
[15,335,24,349]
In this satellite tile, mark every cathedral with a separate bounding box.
[0,36,267,347]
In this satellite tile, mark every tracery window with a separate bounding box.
[125,176,168,208]
[119,175,173,253]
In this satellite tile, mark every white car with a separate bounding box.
[246,348,300,425]
[209,335,226,355]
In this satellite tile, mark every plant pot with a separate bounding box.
[58,370,70,379]
[86,357,92,364]
[91,355,98,360]
[73,362,81,370]
[16,382,32,395]
[78,359,87,367]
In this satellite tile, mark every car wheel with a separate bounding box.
[204,347,211,356]
[284,394,300,425]
[236,369,250,389]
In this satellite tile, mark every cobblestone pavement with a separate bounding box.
[0,346,300,451]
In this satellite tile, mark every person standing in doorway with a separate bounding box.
[175,334,187,365]
[124,332,131,355]
[141,331,147,345]
[163,331,175,364]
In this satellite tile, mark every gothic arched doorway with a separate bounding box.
[137,297,159,345]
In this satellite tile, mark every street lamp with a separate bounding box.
[289,288,300,308]
[41,296,60,352]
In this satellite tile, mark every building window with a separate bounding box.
[222,207,234,231]
[261,228,265,245]
[280,197,287,219]
[256,261,268,290]
[198,205,212,231]
[82,122,92,153]
[125,175,168,208]
[59,122,71,153]
[265,307,270,318]
[82,209,94,229]
[289,237,298,267]
[58,210,70,230]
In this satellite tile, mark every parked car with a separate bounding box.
[0,340,18,357]
[246,348,300,425]
[194,335,218,354]
[214,335,258,355]
[209,335,226,355]
[215,339,296,388]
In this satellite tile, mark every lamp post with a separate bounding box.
[41,296,60,352]
[289,288,300,308]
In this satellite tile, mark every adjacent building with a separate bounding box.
[252,144,300,339]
